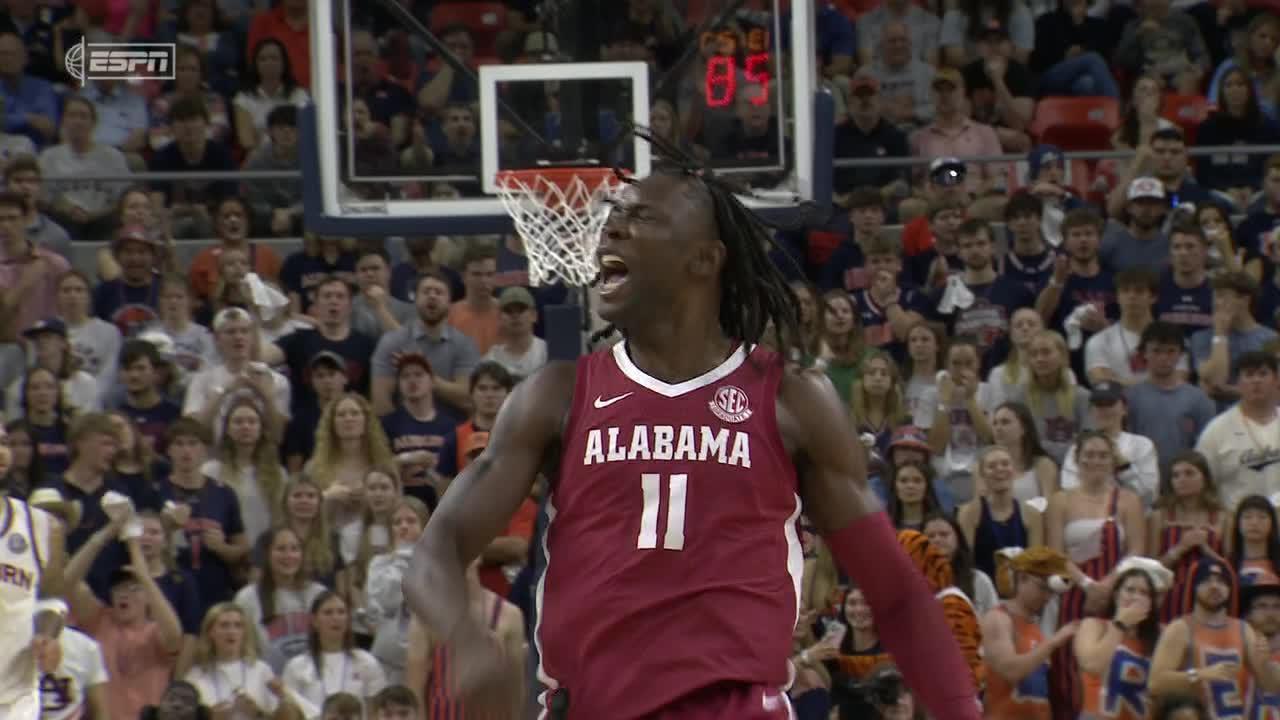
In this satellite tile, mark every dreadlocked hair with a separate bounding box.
[590,125,805,357]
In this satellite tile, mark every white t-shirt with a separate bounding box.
[202,459,281,546]
[39,628,108,720]
[484,337,548,381]
[1197,406,1280,510]
[183,363,292,420]
[1060,431,1161,510]
[282,650,386,720]
[185,658,279,720]
[1084,323,1189,385]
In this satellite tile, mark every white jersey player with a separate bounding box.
[0,488,65,720]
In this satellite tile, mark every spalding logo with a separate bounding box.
[710,386,752,424]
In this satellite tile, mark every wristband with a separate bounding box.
[1187,668,1199,684]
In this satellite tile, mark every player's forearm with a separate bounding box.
[405,513,474,639]
[825,512,980,719]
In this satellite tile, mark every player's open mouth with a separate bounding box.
[598,254,629,295]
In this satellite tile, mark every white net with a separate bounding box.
[496,170,619,287]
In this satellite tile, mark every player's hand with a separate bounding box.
[233,690,262,716]
[266,677,284,698]
[103,500,133,528]
[806,642,839,662]
[1079,304,1109,333]
[202,526,226,552]
[1177,527,1210,553]
[365,284,388,306]
[165,502,192,528]
[448,619,511,716]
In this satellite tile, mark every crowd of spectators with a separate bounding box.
[8,0,1280,719]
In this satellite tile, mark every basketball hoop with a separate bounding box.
[495,167,622,287]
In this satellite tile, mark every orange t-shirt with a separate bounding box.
[82,609,178,720]
[448,301,500,354]
[478,498,537,597]
[984,605,1051,720]
[187,244,283,302]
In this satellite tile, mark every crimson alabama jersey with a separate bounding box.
[536,342,804,719]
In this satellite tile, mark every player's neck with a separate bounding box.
[1174,267,1205,287]
[623,320,737,387]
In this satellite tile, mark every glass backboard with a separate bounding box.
[302,0,827,236]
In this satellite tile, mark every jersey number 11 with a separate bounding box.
[638,473,688,551]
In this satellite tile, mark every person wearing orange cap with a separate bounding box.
[1151,558,1280,718]
[982,546,1079,719]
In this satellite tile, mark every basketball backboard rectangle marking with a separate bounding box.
[478,61,651,196]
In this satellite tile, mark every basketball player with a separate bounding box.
[0,441,66,720]
[1151,559,1280,718]
[405,167,980,719]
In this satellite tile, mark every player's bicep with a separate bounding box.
[781,369,878,534]
[425,362,573,564]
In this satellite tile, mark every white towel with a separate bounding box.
[937,275,976,315]
[1064,304,1097,350]
[244,272,290,322]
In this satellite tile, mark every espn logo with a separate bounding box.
[64,40,176,86]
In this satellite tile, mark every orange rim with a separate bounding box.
[496,167,625,191]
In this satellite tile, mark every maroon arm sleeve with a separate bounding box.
[823,511,981,720]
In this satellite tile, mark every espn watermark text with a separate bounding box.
[64,40,176,86]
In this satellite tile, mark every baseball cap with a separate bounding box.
[850,73,880,95]
[464,431,490,457]
[888,425,931,455]
[929,157,967,187]
[1089,381,1125,405]
[108,566,141,590]
[932,67,964,89]
[22,318,67,339]
[1027,144,1063,179]
[1127,176,1166,202]
[499,286,536,310]
[309,350,347,373]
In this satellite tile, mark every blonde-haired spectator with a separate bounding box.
[185,602,289,719]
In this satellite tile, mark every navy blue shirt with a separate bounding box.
[283,402,324,468]
[118,398,181,456]
[29,421,69,479]
[1155,271,1214,336]
[161,474,245,617]
[1049,270,1119,332]
[819,240,870,293]
[156,567,203,635]
[279,328,377,412]
[56,475,131,600]
[1256,266,1280,328]
[381,406,458,508]
[93,277,161,337]
[854,286,935,364]
[278,251,358,314]
[1001,248,1055,296]
[944,278,1036,371]
[1236,209,1280,261]
[149,140,237,204]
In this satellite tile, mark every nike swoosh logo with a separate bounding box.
[594,392,633,409]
